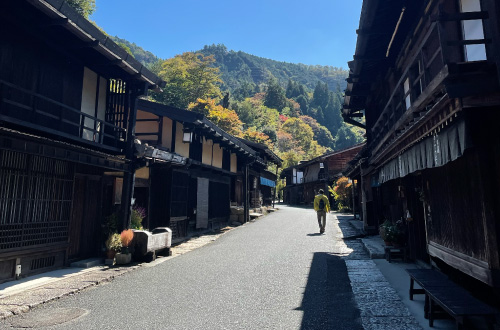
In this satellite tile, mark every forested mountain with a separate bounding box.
[198,44,348,94]
[108,40,348,96]
[110,36,159,66]
[107,36,364,168]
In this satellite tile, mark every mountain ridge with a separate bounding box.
[110,37,348,94]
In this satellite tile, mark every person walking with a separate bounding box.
[313,189,330,234]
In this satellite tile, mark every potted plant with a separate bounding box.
[105,233,122,265]
[379,220,396,245]
[131,206,146,230]
[115,229,134,265]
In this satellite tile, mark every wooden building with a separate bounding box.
[0,0,163,282]
[237,139,282,208]
[134,99,266,240]
[281,144,364,206]
[343,0,500,287]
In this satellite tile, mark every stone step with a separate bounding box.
[70,258,103,268]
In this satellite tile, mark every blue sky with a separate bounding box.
[92,0,362,69]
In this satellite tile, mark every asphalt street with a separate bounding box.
[1,206,365,330]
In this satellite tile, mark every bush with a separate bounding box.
[105,233,122,252]
[120,229,134,248]
[379,220,405,243]
[332,177,352,211]
[131,206,146,230]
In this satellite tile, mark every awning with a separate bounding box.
[378,118,471,184]
[135,141,186,165]
[260,177,276,188]
[303,163,321,183]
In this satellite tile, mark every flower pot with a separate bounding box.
[106,250,117,259]
[384,240,392,246]
[115,253,131,265]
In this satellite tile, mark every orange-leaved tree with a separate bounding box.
[332,177,352,211]
[188,98,242,136]
[242,127,271,147]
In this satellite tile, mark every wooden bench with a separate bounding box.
[406,269,497,329]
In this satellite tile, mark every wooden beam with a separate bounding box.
[41,17,69,27]
[447,39,491,46]
[436,11,488,22]
[72,40,99,49]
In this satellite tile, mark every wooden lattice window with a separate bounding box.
[0,150,74,251]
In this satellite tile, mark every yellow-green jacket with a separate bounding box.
[314,194,330,212]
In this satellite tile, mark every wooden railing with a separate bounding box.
[371,22,445,147]
[0,79,127,151]
[370,8,491,153]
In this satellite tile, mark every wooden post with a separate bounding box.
[243,162,249,223]
[273,166,278,208]
[120,82,148,231]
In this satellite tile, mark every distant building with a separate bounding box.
[281,144,364,206]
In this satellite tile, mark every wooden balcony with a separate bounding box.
[0,79,127,153]
[369,9,497,156]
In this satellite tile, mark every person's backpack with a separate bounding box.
[318,197,325,211]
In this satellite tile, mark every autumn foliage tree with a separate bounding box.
[332,177,353,211]
[242,127,271,146]
[188,98,242,136]
[153,52,222,109]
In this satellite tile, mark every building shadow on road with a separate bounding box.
[297,252,364,330]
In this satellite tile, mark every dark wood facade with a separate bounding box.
[0,1,163,282]
[134,100,271,241]
[344,0,500,287]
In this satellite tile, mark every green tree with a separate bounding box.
[65,0,96,18]
[335,124,363,150]
[312,81,329,110]
[300,116,334,149]
[296,95,309,115]
[323,92,343,136]
[264,77,287,111]
[281,150,304,169]
[281,118,314,152]
[233,99,257,128]
[152,52,222,109]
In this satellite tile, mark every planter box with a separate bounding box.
[132,227,172,261]
[115,253,131,265]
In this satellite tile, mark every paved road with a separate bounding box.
[2,206,365,330]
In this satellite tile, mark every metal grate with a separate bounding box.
[0,150,74,251]
[30,256,56,271]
